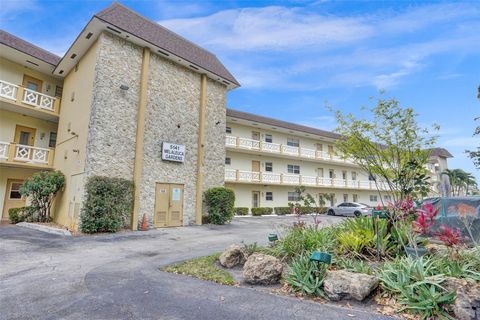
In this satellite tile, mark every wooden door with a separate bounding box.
[169,184,183,227]
[154,183,184,227]
[23,75,43,92]
[252,191,260,208]
[251,160,260,172]
[14,125,36,146]
[251,131,260,141]
[2,180,25,220]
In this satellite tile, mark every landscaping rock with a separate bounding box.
[219,244,247,268]
[444,277,480,320]
[323,270,379,301]
[243,253,283,285]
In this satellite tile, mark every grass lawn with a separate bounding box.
[161,253,236,285]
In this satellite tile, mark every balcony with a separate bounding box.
[0,80,60,119]
[0,141,54,168]
[225,169,388,191]
[226,135,355,165]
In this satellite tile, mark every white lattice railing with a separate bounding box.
[0,141,9,159]
[282,145,299,156]
[225,169,389,191]
[22,88,56,111]
[262,142,281,153]
[14,144,50,163]
[300,148,316,158]
[238,137,260,150]
[0,80,19,101]
[225,135,237,147]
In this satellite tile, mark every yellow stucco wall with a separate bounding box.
[0,57,63,97]
[53,40,99,229]
[0,109,57,148]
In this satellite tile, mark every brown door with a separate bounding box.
[14,125,36,146]
[2,180,25,220]
[22,75,43,92]
[251,160,260,172]
[252,191,260,208]
[154,183,183,227]
[251,131,260,141]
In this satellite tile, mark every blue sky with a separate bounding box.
[1,0,479,180]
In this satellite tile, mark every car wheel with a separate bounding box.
[354,211,362,218]
[328,209,335,216]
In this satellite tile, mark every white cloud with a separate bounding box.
[0,0,38,21]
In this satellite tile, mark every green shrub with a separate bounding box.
[8,206,37,224]
[286,254,327,298]
[251,207,273,216]
[273,225,339,259]
[204,187,235,225]
[379,257,455,319]
[233,207,249,216]
[299,206,327,215]
[80,176,134,233]
[274,207,291,215]
[431,247,480,281]
[19,170,65,222]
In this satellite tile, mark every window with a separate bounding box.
[370,195,378,202]
[225,157,231,165]
[353,194,358,202]
[342,171,347,180]
[9,182,23,199]
[265,162,273,172]
[287,164,300,174]
[266,192,273,201]
[265,134,272,143]
[49,132,57,148]
[287,138,299,147]
[352,172,357,180]
[288,192,300,201]
[329,169,335,179]
[316,143,323,151]
[226,127,232,134]
[343,194,348,202]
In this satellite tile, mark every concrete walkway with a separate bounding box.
[0,216,393,320]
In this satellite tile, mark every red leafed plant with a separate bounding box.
[436,224,462,247]
[412,203,439,235]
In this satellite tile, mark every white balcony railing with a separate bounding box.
[225,169,388,191]
[14,144,50,163]
[226,136,356,165]
[22,88,56,111]
[0,142,9,159]
[0,80,19,101]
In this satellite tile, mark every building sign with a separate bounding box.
[162,142,186,163]
[172,188,181,201]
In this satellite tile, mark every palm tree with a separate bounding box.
[442,169,478,196]
[464,173,477,195]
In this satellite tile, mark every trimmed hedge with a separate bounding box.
[251,207,273,216]
[8,206,36,224]
[274,206,328,215]
[274,207,292,215]
[204,187,235,225]
[233,207,249,216]
[80,176,134,233]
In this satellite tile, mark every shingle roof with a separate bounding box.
[227,108,453,158]
[95,3,239,86]
[0,29,60,66]
[226,108,342,140]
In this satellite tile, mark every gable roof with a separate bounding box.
[428,148,453,158]
[0,29,60,66]
[94,2,239,86]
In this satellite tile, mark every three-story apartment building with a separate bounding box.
[224,109,452,212]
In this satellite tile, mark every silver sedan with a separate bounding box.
[327,202,372,217]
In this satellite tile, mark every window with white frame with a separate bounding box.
[266,192,273,201]
[287,164,300,174]
[226,127,232,134]
[342,171,347,180]
[225,157,231,165]
[265,134,273,143]
[370,195,378,202]
[265,162,273,172]
[288,191,300,201]
[287,138,299,147]
[352,171,357,180]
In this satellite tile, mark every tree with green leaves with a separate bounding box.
[19,170,65,222]
[466,86,480,169]
[442,169,478,196]
[332,96,438,205]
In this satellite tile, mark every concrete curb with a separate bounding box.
[16,222,72,236]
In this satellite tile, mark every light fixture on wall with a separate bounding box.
[120,84,129,91]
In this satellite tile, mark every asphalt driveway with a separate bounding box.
[0,215,392,320]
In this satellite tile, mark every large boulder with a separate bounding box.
[219,244,247,268]
[444,277,480,320]
[323,270,379,301]
[243,253,283,285]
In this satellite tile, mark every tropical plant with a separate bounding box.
[413,203,439,235]
[442,169,478,196]
[332,95,439,205]
[19,170,65,222]
[431,247,480,281]
[204,187,235,225]
[435,224,462,247]
[380,257,455,319]
[288,186,330,228]
[286,254,328,298]
[334,257,373,275]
